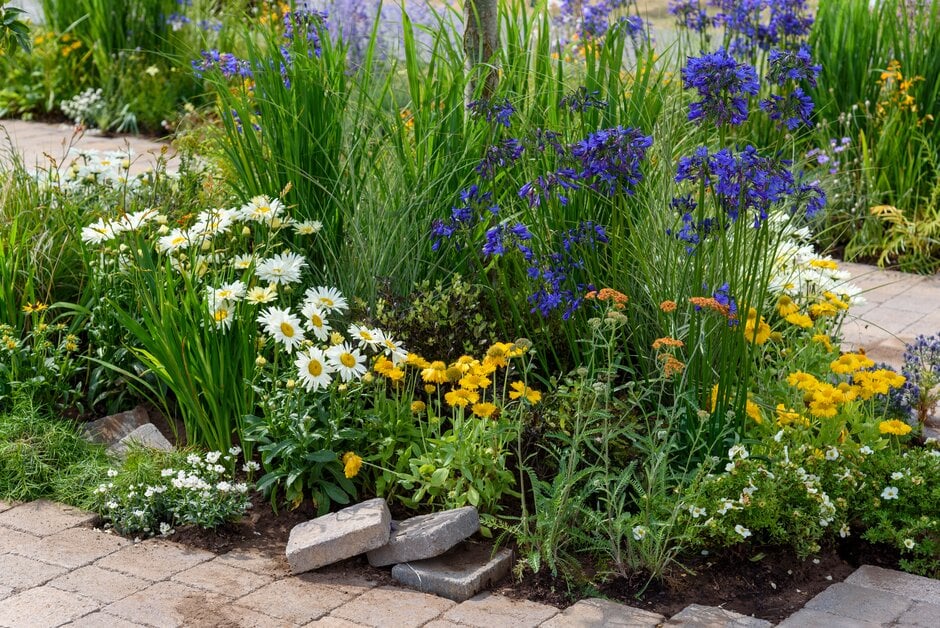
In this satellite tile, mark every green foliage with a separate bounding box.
[0,4,30,54]
[94,446,253,536]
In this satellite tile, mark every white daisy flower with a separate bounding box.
[734,524,752,539]
[209,300,235,330]
[295,346,334,392]
[81,219,116,244]
[192,207,236,237]
[326,342,367,382]
[157,228,192,253]
[881,486,899,500]
[689,505,706,519]
[115,209,157,232]
[233,254,254,270]
[294,220,323,235]
[859,445,873,455]
[825,448,839,461]
[239,195,285,224]
[255,252,307,285]
[304,286,348,313]
[245,285,278,304]
[348,323,383,352]
[378,331,409,365]
[209,281,247,304]
[258,307,305,353]
[300,303,332,341]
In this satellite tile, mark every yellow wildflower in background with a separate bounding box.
[421,361,449,384]
[472,402,497,419]
[445,388,479,408]
[411,400,426,414]
[776,295,799,317]
[744,308,771,345]
[775,404,809,427]
[745,399,763,424]
[342,452,363,478]
[785,312,814,328]
[878,419,912,436]
[509,381,542,404]
[830,352,875,374]
[855,370,906,400]
[812,334,833,352]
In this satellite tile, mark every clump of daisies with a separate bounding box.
[95,447,254,536]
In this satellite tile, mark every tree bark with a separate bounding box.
[463,0,499,100]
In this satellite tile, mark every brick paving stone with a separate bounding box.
[442,592,559,628]
[236,574,373,625]
[0,585,11,601]
[94,538,215,581]
[213,547,291,577]
[541,598,666,627]
[49,565,151,604]
[664,604,771,627]
[895,600,940,627]
[804,582,912,624]
[195,604,297,628]
[0,585,100,627]
[421,622,464,628]
[305,618,371,627]
[330,585,454,627]
[286,498,391,574]
[845,565,940,606]
[0,501,17,513]
[23,526,131,569]
[775,608,882,628]
[0,553,68,590]
[63,611,144,628]
[104,580,232,628]
[0,525,39,553]
[391,543,513,601]
[0,499,97,536]
[366,507,479,567]
[173,559,275,598]
[847,306,925,337]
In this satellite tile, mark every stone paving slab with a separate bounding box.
[307,618,370,628]
[0,499,97,536]
[213,547,292,578]
[441,592,560,627]
[49,564,152,605]
[845,564,940,606]
[542,597,666,627]
[172,558,275,598]
[664,603,772,627]
[0,585,11,601]
[803,582,914,625]
[64,611,147,628]
[21,526,131,569]
[0,584,100,627]
[0,552,68,590]
[0,501,17,513]
[0,525,39,553]
[235,573,373,625]
[328,585,455,627]
[94,538,216,581]
[896,600,940,627]
[776,607,882,627]
[104,580,232,628]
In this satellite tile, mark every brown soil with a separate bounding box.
[160,491,900,622]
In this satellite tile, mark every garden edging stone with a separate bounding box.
[285,497,391,574]
[81,406,150,446]
[391,541,512,602]
[366,505,480,567]
[107,423,174,456]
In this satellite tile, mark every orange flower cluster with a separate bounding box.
[688,296,736,322]
[585,288,629,310]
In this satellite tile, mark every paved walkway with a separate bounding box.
[0,119,176,174]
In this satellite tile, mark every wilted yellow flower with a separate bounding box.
[411,400,426,414]
[342,452,363,478]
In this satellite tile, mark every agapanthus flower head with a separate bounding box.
[682,48,759,126]
[767,45,821,87]
[476,138,524,179]
[669,0,708,32]
[560,86,609,113]
[430,186,500,251]
[192,49,252,79]
[571,126,653,196]
[467,98,516,128]
[482,222,533,257]
[760,87,815,130]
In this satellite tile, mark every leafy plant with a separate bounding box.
[0,3,30,54]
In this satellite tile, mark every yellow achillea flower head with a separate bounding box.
[658,354,686,377]
[652,337,684,350]
[660,300,678,313]
[878,419,912,436]
[342,452,363,478]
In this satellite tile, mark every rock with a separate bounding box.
[367,506,479,567]
[391,541,512,602]
[664,604,772,627]
[82,406,149,445]
[286,498,391,574]
[107,423,173,456]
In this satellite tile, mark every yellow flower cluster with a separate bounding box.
[877,60,923,115]
[744,308,771,345]
[787,355,906,419]
[342,452,362,478]
[878,419,913,436]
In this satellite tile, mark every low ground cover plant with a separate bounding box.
[0,0,938,598]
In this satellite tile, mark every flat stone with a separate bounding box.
[367,507,479,567]
[0,585,100,626]
[95,538,215,581]
[0,553,68,590]
[108,422,174,455]
[0,500,18,512]
[214,547,291,577]
[846,564,940,606]
[330,585,455,627]
[804,582,912,624]
[896,600,940,627]
[0,499,97,536]
[0,585,11,601]
[235,573,373,625]
[776,608,882,628]
[49,565,151,604]
[665,604,772,627]
[0,526,39,553]
[81,406,149,445]
[173,559,274,597]
[22,526,130,569]
[286,498,391,574]
[63,611,144,628]
[306,618,371,627]
[391,542,512,602]
[441,592,559,627]
[542,598,666,627]
[104,580,232,628]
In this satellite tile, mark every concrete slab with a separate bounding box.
[94,539,215,582]
[235,574,374,625]
[103,580,231,628]
[286,498,391,574]
[0,585,100,627]
[329,585,455,627]
[542,598,666,627]
[845,565,940,606]
[49,565,151,604]
[441,592,559,628]
[367,507,479,567]
[804,582,913,625]
[21,526,131,569]
[0,553,68,590]
[391,543,512,602]
[172,559,274,598]
[664,603,771,627]
[776,608,882,627]
[0,499,97,536]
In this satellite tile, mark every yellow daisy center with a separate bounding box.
[359,330,373,341]
[310,314,323,328]
[280,322,295,338]
[307,360,323,377]
[321,297,334,307]
[214,309,228,322]
[340,352,356,368]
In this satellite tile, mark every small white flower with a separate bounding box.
[839,524,850,538]
[859,445,873,455]
[294,220,323,235]
[187,454,201,465]
[161,468,175,477]
[255,252,307,285]
[903,538,915,550]
[216,481,232,493]
[107,501,118,509]
[205,451,222,464]
[213,464,226,474]
[881,486,899,500]
[728,444,749,460]
[242,461,261,472]
[891,471,904,480]
[825,448,839,461]
[258,306,306,353]
[107,468,119,478]
[717,499,736,515]
[159,522,174,536]
[725,462,736,473]
[689,505,706,519]
[632,525,648,541]
[734,525,752,539]
[229,446,242,456]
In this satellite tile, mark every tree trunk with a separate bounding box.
[463,0,499,100]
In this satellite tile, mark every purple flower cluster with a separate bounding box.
[668,0,708,32]
[283,9,328,55]
[518,169,581,208]
[476,139,525,179]
[467,98,516,128]
[805,137,850,175]
[667,195,724,254]
[709,0,814,56]
[554,0,649,47]
[892,333,940,416]
[192,49,252,79]
[759,88,814,130]
[570,126,653,196]
[676,145,796,225]
[430,186,499,251]
[766,45,821,87]
[482,222,533,257]
[526,221,608,319]
[560,87,609,113]
[682,49,759,126]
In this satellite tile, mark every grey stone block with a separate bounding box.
[108,423,173,456]
[391,542,512,602]
[804,582,913,624]
[367,506,479,567]
[776,608,882,628]
[665,604,771,627]
[845,565,940,606]
[542,598,665,627]
[896,600,940,627]
[82,406,149,445]
[286,498,391,574]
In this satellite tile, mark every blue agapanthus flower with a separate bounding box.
[760,88,815,130]
[571,126,653,196]
[482,222,533,257]
[467,98,516,128]
[668,0,709,32]
[767,45,821,87]
[476,139,524,179]
[682,48,760,126]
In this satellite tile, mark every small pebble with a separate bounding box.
[812,558,820,564]
[770,582,777,590]
[825,575,833,581]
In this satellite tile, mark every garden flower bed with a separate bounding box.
[1,0,938,622]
